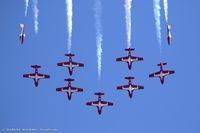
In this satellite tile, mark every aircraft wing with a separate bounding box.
[131,56,143,61]
[101,101,113,106]
[57,62,70,67]
[149,71,160,77]
[132,84,144,90]
[86,101,98,106]
[71,87,83,92]
[117,85,129,90]
[116,56,129,62]
[56,87,69,91]
[163,70,175,75]
[72,62,84,67]
[38,73,50,79]
[23,73,35,78]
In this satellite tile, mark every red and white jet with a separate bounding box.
[20,24,25,44]
[149,62,175,84]
[23,65,50,87]
[167,25,172,46]
[56,78,83,101]
[86,92,113,115]
[116,48,143,70]
[57,53,84,75]
[117,76,144,98]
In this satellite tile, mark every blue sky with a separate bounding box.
[0,0,200,133]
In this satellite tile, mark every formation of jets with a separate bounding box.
[56,53,84,101]
[115,47,144,102]
[21,24,174,115]
[23,65,50,87]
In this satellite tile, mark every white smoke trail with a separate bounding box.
[25,0,29,16]
[153,0,162,51]
[94,0,103,79]
[65,0,73,53]
[124,0,132,48]
[163,0,168,23]
[33,0,39,34]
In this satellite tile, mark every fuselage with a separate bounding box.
[20,27,25,44]
[167,25,172,45]
[29,72,44,83]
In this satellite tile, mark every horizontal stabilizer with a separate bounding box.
[31,65,41,69]
[65,53,75,57]
[157,62,167,66]
[125,48,135,51]
[125,76,135,80]
[65,78,74,82]
[94,92,104,96]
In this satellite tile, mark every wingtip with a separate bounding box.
[56,88,61,91]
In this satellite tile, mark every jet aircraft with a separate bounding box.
[117,76,144,98]
[86,92,113,115]
[149,62,175,84]
[167,25,172,46]
[56,78,83,101]
[116,48,143,70]
[23,65,50,87]
[57,53,84,75]
[20,24,25,44]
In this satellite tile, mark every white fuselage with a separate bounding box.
[123,84,139,94]
[60,87,78,97]
[63,62,78,71]
[122,56,137,65]
[168,31,172,38]
[155,71,169,80]
[29,73,44,82]
[92,101,108,108]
